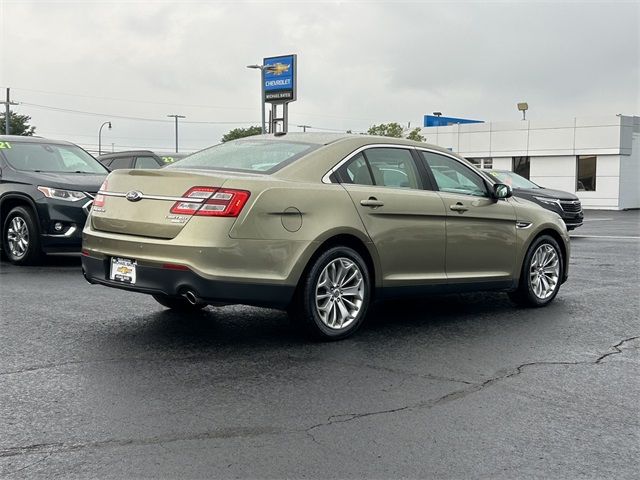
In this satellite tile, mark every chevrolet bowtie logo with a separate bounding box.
[266,63,290,75]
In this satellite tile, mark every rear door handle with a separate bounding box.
[360,197,384,208]
[449,202,468,212]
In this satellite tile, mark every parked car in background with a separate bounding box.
[97,150,188,170]
[82,134,570,340]
[0,135,108,264]
[485,170,583,230]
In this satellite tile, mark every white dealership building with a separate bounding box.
[421,115,639,210]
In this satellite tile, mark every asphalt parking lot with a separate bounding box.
[1,210,638,479]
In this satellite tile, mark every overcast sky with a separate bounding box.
[0,0,638,153]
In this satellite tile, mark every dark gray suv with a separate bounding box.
[98,150,188,170]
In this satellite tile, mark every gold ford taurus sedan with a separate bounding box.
[82,134,570,340]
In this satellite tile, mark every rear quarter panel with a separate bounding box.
[226,177,378,286]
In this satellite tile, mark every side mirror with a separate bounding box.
[493,183,512,199]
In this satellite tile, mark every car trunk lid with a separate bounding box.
[90,169,238,239]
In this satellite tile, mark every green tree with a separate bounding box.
[367,122,424,142]
[405,127,425,142]
[367,122,404,138]
[0,110,36,136]
[221,126,262,143]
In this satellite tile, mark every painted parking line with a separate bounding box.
[570,234,640,240]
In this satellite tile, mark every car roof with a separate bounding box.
[247,132,454,153]
[98,150,157,159]
[0,135,77,146]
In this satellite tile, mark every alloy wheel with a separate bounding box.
[529,244,560,300]
[315,257,365,330]
[6,216,29,259]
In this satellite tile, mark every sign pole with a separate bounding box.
[260,68,266,134]
[283,103,288,133]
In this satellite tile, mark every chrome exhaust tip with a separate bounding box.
[183,290,198,305]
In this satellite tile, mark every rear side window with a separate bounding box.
[135,156,160,169]
[342,153,374,185]
[364,148,421,189]
[108,157,134,170]
[168,140,317,173]
[339,148,421,189]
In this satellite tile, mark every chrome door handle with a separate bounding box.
[360,197,384,208]
[449,203,468,212]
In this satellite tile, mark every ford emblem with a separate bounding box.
[125,190,143,202]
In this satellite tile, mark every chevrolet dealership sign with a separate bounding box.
[263,54,297,103]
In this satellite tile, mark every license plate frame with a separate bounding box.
[110,257,137,284]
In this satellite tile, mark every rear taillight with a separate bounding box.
[93,180,108,208]
[170,187,250,217]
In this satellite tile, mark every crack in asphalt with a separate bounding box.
[1,336,637,467]
[304,335,639,443]
[340,361,474,386]
[0,427,282,460]
[594,336,639,363]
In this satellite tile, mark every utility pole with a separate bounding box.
[167,114,185,152]
[2,88,19,135]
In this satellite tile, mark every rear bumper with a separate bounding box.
[81,254,295,308]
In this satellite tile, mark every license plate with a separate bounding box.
[110,257,137,284]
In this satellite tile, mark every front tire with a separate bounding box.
[291,246,371,341]
[509,235,563,307]
[3,206,43,265]
[152,294,207,312]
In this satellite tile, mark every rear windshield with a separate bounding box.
[166,139,316,173]
[0,141,107,174]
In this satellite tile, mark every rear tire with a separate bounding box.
[3,206,43,265]
[509,235,563,307]
[290,246,371,341]
[152,294,207,312]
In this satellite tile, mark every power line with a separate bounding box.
[9,86,379,123]
[14,88,254,111]
[19,102,259,125]
[12,87,257,112]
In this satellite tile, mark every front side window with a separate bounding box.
[168,140,316,173]
[421,151,488,197]
[512,156,530,179]
[486,170,539,189]
[0,141,107,174]
[577,155,596,191]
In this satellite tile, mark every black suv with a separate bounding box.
[485,170,584,230]
[97,150,187,170]
[0,136,108,264]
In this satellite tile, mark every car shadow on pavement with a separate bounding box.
[0,253,81,269]
[109,291,524,355]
